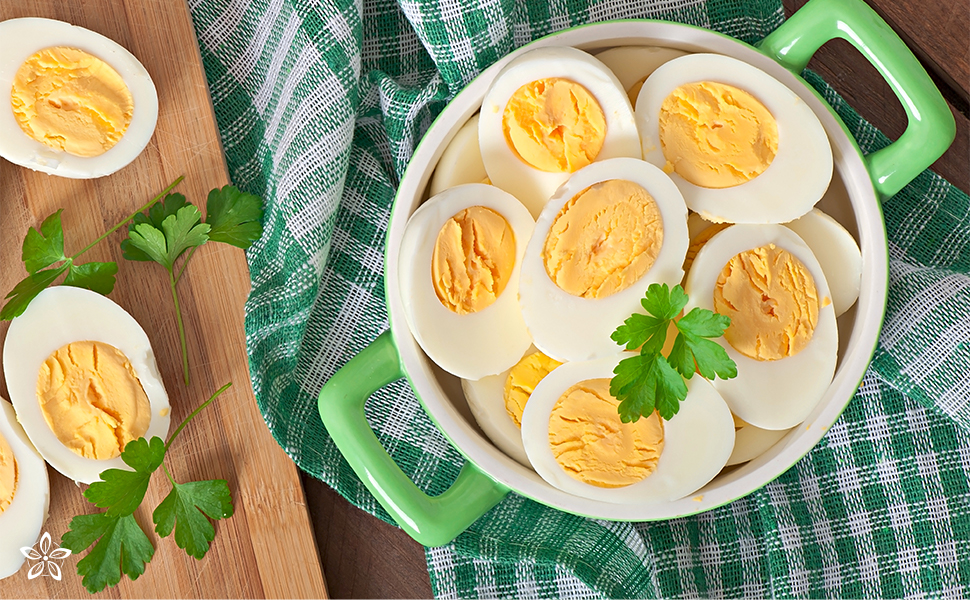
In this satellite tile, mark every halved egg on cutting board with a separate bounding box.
[0,17,158,178]
[636,53,832,224]
[520,354,735,504]
[479,46,641,217]
[399,183,535,380]
[3,286,171,484]
[683,224,838,430]
[518,157,689,363]
[0,397,50,580]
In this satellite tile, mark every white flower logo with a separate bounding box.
[20,532,72,580]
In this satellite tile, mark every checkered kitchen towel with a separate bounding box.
[187,0,970,596]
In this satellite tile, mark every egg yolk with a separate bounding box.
[714,244,819,361]
[548,378,664,488]
[503,351,563,428]
[0,432,17,513]
[543,179,664,298]
[11,46,134,158]
[659,81,778,189]
[36,341,151,460]
[432,206,516,315]
[503,78,606,173]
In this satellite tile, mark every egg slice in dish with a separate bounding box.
[520,353,735,504]
[683,224,838,430]
[726,416,792,466]
[689,209,862,317]
[518,157,689,363]
[0,397,50,580]
[0,17,158,178]
[593,45,688,105]
[462,345,562,467]
[429,113,489,195]
[399,183,535,380]
[784,208,862,316]
[636,53,832,224]
[3,286,171,484]
[479,46,641,218]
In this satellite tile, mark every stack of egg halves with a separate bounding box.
[399,44,862,506]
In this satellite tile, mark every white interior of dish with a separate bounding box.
[386,21,888,521]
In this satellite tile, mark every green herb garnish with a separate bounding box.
[610,283,737,422]
[61,383,234,594]
[0,177,184,321]
[121,186,264,385]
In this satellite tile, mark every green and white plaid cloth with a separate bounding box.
[187,0,970,596]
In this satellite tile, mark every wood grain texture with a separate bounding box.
[302,475,433,599]
[0,1,328,598]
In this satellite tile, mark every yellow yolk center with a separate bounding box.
[36,341,151,460]
[11,46,134,158]
[659,81,778,188]
[503,351,563,428]
[548,378,664,488]
[432,206,516,314]
[503,78,607,173]
[0,431,17,513]
[543,179,664,298]
[714,244,819,361]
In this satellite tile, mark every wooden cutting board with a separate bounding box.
[0,1,328,598]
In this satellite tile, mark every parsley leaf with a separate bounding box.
[61,512,155,594]
[121,188,263,385]
[610,284,736,422]
[22,210,67,273]
[154,479,234,559]
[205,186,264,248]
[64,383,234,593]
[83,437,166,517]
[1,177,184,321]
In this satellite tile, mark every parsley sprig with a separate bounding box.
[610,283,738,422]
[61,383,235,594]
[0,177,184,321]
[121,186,264,385]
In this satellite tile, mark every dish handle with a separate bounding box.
[758,0,955,199]
[317,330,510,547]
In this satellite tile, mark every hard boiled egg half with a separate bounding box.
[399,184,535,380]
[683,224,838,430]
[636,53,832,224]
[3,286,171,484]
[0,17,158,178]
[520,354,735,504]
[518,157,689,363]
[0,397,50,580]
[479,46,641,217]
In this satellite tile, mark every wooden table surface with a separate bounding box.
[302,0,969,597]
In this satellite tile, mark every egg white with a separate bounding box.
[429,113,488,196]
[0,397,50,580]
[3,286,171,484]
[520,353,735,504]
[518,157,688,363]
[683,224,838,430]
[785,208,862,317]
[399,183,535,380]
[460,344,541,468]
[479,46,641,218]
[0,17,158,179]
[726,421,791,466]
[636,53,833,224]
[593,45,688,96]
